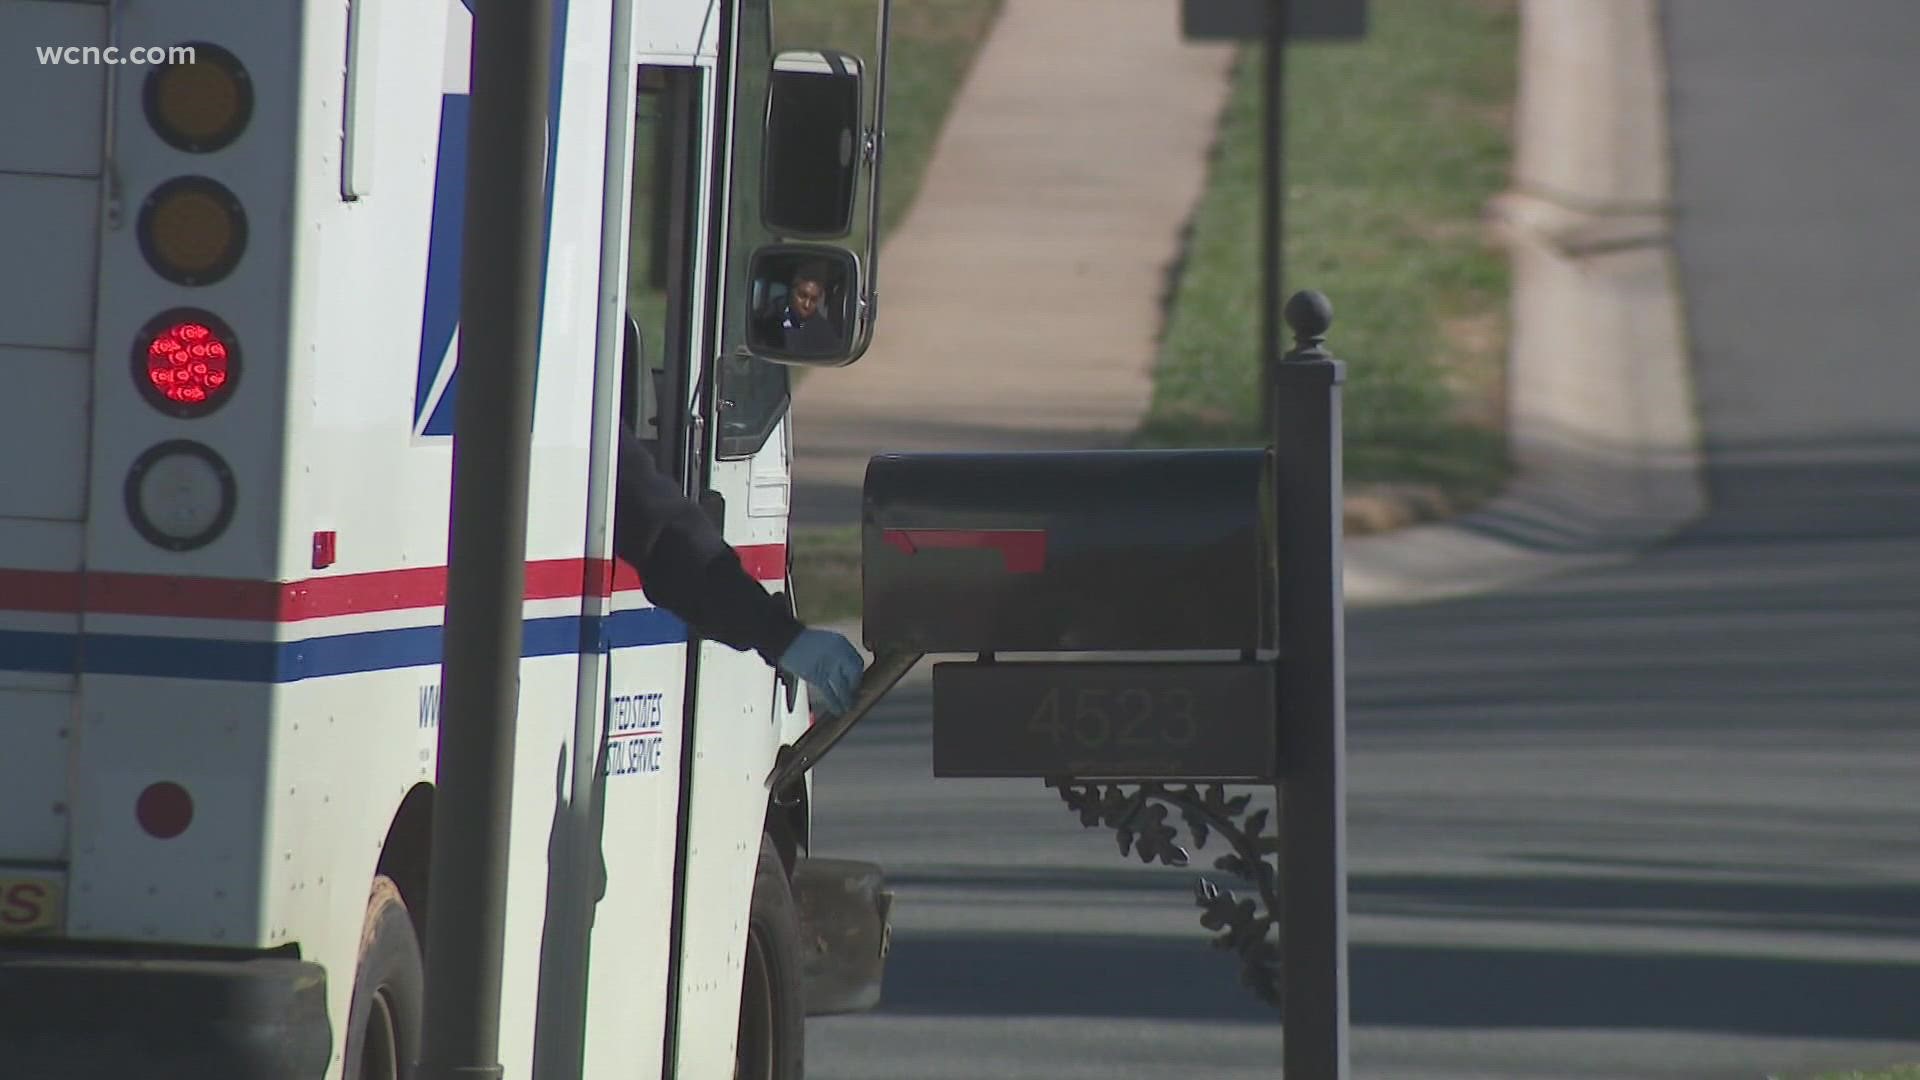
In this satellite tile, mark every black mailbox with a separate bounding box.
[862,450,1272,653]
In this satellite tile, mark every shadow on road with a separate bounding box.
[1353,940,1918,1040]
[871,927,1920,1041]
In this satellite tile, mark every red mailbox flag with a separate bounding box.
[880,529,1047,574]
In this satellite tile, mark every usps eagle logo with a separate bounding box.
[414,0,568,438]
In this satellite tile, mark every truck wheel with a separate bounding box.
[344,876,425,1080]
[736,837,805,1080]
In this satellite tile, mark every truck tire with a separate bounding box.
[736,837,805,1080]
[344,876,425,1080]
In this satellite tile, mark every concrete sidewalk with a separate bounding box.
[789,0,1236,526]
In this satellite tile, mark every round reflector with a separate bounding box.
[138,177,247,286]
[136,782,195,839]
[143,43,252,153]
[124,440,236,552]
[132,309,240,417]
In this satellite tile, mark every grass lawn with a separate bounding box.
[790,523,864,629]
[1810,1069,1920,1080]
[1143,0,1518,512]
[781,0,1000,624]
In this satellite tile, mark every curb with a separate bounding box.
[1342,0,1705,609]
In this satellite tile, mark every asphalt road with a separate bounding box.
[806,4,1920,1077]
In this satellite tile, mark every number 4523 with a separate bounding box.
[1027,687,1197,750]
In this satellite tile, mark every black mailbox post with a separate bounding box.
[762,292,1348,1077]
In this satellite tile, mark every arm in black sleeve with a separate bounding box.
[611,429,803,665]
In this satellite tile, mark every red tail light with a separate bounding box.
[134,309,240,417]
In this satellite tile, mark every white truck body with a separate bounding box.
[0,0,871,1074]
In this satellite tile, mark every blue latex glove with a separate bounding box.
[776,628,864,717]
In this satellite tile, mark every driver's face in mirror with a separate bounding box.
[789,274,825,321]
[753,256,848,357]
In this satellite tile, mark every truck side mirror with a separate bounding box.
[745,245,862,366]
[762,50,864,239]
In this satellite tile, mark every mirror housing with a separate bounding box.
[762,50,864,239]
[745,244,863,366]
[749,2,892,366]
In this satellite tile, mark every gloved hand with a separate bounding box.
[776,628,865,718]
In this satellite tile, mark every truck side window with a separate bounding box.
[626,65,701,476]
[715,0,791,461]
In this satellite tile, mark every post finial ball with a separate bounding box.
[1284,290,1333,341]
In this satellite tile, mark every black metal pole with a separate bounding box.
[1260,0,1289,421]
[1272,290,1350,1079]
[416,0,553,1070]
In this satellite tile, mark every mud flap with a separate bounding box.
[790,857,892,1016]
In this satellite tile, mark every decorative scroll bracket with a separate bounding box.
[1048,780,1283,1007]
